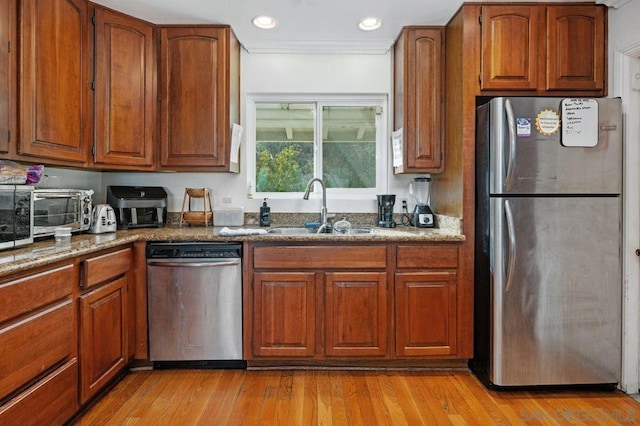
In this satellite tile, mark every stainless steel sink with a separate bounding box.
[267,226,374,235]
[267,227,316,235]
[350,227,373,234]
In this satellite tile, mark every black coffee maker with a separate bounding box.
[377,194,396,228]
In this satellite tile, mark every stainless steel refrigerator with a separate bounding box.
[473,97,622,387]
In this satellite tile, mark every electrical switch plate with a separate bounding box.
[632,59,640,91]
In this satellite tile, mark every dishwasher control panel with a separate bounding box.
[146,242,242,259]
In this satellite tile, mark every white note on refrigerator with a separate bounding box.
[561,99,598,147]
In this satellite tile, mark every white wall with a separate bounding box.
[608,0,640,394]
[103,51,420,214]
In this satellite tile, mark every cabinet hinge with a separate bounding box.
[7,40,10,53]
[91,10,96,25]
[479,73,483,84]
[91,145,96,155]
[91,81,95,91]
[7,130,10,143]
[479,14,483,24]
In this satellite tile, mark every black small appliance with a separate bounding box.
[377,194,396,228]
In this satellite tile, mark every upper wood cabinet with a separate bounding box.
[394,27,445,174]
[480,5,541,90]
[480,4,606,94]
[19,0,92,165]
[93,7,155,169]
[158,26,240,172]
[0,0,16,155]
[545,5,605,91]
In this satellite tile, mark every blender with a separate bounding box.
[377,194,396,228]
[409,177,435,228]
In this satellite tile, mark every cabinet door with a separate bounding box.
[325,272,388,357]
[159,27,232,170]
[93,7,154,168]
[395,27,444,173]
[252,272,316,357]
[79,276,127,403]
[0,0,16,154]
[19,0,91,164]
[395,272,457,357]
[546,6,605,91]
[480,6,541,90]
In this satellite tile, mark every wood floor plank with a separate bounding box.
[451,373,514,425]
[364,372,396,424]
[76,370,640,426]
[255,371,281,423]
[350,371,380,425]
[341,372,366,425]
[375,372,410,426]
[329,371,349,425]
[225,371,269,425]
[196,370,244,425]
[301,370,319,425]
[316,370,334,425]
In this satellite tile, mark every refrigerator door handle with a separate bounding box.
[504,199,516,293]
[504,99,517,192]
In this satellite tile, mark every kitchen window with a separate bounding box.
[246,94,387,198]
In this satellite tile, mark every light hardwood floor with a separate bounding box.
[74,369,640,425]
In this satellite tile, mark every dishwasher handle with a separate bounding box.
[147,259,241,268]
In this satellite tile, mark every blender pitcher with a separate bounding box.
[409,177,435,228]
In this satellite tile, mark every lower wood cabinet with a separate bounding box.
[395,271,457,356]
[79,276,127,403]
[325,272,387,357]
[0,359,78,425]
[79,247,132,404]
[252,272,316,357]
[0,262,77,425]
[0,245,134,421]
[246,242,461,364]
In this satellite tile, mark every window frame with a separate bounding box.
[246,93,388,200]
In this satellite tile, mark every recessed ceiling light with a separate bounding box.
[252,15,278,30]
[358,17,382,31]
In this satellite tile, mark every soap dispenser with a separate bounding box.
[259,198,271,226]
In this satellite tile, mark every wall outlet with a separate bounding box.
[222,197,232,204]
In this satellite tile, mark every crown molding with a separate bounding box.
[241,40,393,55]
[596,0,632,8]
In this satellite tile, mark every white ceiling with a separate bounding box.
[92,0,596,53]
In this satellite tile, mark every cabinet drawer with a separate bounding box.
[0,300,74,401]
[253,245,387,269]
[396,245,458,269]
[82,247,132,289]
[0,263,75,324]
[0,359,78,425]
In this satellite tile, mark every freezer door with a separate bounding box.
[488,97,622,196]
[490,196,621,386]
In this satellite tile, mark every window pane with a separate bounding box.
[322,106,376,189]
[255,103,314,192]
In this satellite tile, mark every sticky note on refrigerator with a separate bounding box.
[561,99,598,147]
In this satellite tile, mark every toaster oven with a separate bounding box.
[32,189,93,237]
[0,185,34,250]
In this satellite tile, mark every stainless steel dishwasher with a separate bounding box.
[146,242,245,368]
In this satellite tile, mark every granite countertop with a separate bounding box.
[0,223,465,278]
